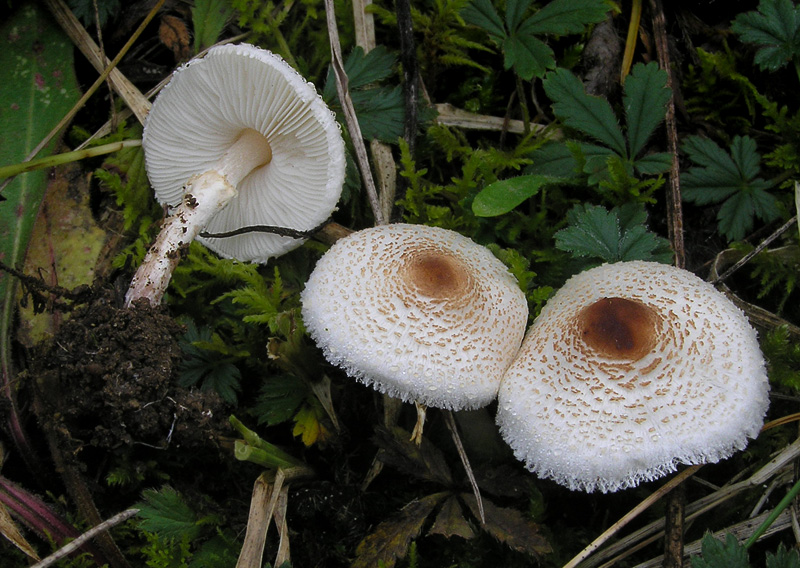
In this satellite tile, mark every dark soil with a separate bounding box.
[29,288,229,458]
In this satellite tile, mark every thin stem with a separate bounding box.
[323,0,385,225]
[744,477,800,549]
[0,140,142,180]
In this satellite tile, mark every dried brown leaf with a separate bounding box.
[428,494,476,540]
[461,493,552,558]
[159,15,191,62]
[352,492,447,568]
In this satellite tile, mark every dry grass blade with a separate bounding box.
[443,411,484,525]
[236,470,285,568]
[0,501,39,561]
[323,0,385,226]
[43,0,151,125]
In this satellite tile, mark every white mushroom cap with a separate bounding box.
[496,261,769,493]
[142,43,345,262]
[301,224,529,410]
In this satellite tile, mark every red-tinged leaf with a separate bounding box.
[461,493,552,558]
[352,492,448,568]
[428,495,476,540]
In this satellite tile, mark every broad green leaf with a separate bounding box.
[731,0,800,72]
[766,543,800,568]
[543,68,626,156]
[252,374,308,426]
[623,62,671,158]
[521,0,609,36]
[0,5,80,388]
[461,0,506,40]
[192,0,235,53]
[472,174,564,216]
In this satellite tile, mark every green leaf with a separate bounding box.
[505,0,532,33]
[192,0,235,53]
[521,0,609,36]
[461,0,506,40]
[731,0,800,72]
[681,135,780,241]
[766,542,800,568]
[251,374,308,426]
[178,320,244,405]
[525,141,582,178]
[472,174,565,216]
[690,533,749,568]
[543,67,627,156]
[623,62,672,158]
[554,203,672,263]
[136,486,203,542]
[0,4,80,401]
[503,34,554,80]
[67,0,120,27]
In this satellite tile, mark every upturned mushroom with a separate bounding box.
[125,43,345,307]
[301,223,529,411]
[496,260,769,493]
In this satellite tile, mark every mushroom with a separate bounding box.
[496,260,769,493]
[125,43,345,307]
[300,223,529,411]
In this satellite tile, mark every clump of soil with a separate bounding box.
[30,288,228,455]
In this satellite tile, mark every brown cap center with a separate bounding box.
[576,297,659,360]
[404,251,470,299]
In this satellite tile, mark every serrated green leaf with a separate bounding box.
[554,203,672,263]
[178,321,244,404]
[505,0,532,33]
[767,542,800,568]
[472,174,565,216]
[252,374,308,426]
[623,62,671,157]
[136,486,203,542]
[690,533,750,568]
[192,0,235,53]
[461,0,506,39]
[634,152,672,175]
[543,68,627,155]
[681,135,779,241]
[520,0,609,36]
[731,0,800,72]
[503,34,554,80]
[525,141,581,177]
[350,86,405,142]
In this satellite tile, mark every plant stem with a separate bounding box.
[744,476,800,549]
[230,415,308,470]
[0,140,142,180]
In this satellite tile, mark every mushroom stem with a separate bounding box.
[125,129,272,308]
[124,172,237,307]
[215,128,272,187]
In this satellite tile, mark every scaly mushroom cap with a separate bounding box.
[142,43,345,262]
[301,224,529,410]
[496,261,769,493]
